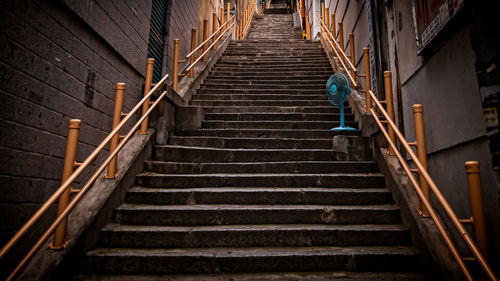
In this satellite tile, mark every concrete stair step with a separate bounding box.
[99,224,410,248]
[215,61,330,66]
[181,128,359,138]
[204,112,352,121]
[74,271,430,281]
[199,84,326,90]
[114,204,400,225]
[126,186,392,205]
[217,58,329,64]
[136,172,385,189]
[205,75,330,80]
[197,88,329,94]
[208,70,333,76]
[223,50,324,55]
[154,145,366,162]
[144,160,378,174]
[85,246,420,274]
[203,79,329,85]
[201,120,357,130]
[202,106,348,113]
[191,100,333,107]
[167,136,334,149]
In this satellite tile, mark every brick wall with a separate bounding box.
[0,0,152,245]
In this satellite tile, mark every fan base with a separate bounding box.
[331,126,356,131]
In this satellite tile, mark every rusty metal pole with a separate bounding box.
[202,19,208,62]
[51,119,81,249]
[236,25,240,40]
[349,33,356,78]
[464,161,489,261]
[338,21,344,50]
[305,16,310,40]
[321,3,325,27]
[189,29,197,78]
[227,2,230,29]
[172,39,180,92]
[105,83,126,179]
[139,59,154,135]
[212,12,217,50]
[363,48,371,112]
[413,104,430,217]
[384,71,396,156]
[331,13,336,35]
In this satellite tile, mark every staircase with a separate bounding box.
[79,11,430,281]
[265,0,288,14]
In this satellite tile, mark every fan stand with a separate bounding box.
[331,102,356,131]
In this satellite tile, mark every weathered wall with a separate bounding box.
[0,0,150,246]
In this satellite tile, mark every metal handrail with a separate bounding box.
[295,0,304,37]
[317,10,498,281]
[0,72,170,281]
[185,15,235,60]
[241,0,256,39]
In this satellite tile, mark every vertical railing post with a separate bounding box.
[221,7,225,32]
[325,7,329,33]
[202,19,208,62]
[240,18,243,38]
[212,12,217,50]
[412,104,430,217]
[338,21,344,50]
[189,29,197,78]
[331,13,336,35]
[321,3,325,27]
[305,16,311,40]
[236,25,240,40]
[51,119,81,249]
[227,2,230,29]
[172,39,180,92]
[105,83,126,179]
[384,71,395,156]
[349,33,356,78]
[464,161,489,261]
[139,58,154,134]
[363,48,371,112]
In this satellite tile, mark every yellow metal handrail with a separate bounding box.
[0,71,170,280]
[241,0,256,39]
[295,0,304,39]
[316,12,498,281]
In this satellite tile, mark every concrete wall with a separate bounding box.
[323,0,500,272]
[0,0,150,247]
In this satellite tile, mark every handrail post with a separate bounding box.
[172,39,180,92]
[212,13,217,50]
[227,2,230,30]
[338,21,344,50]
[412,104,430,217]
[202,19,208,62]
[105,83,126,179]
[325,7,329,33]
[189,29,197,77]
[331,13,336,35]
[384,71,395,156]
[139,59,154,134]
[50,119,81,249]
[321,3,325,28]
[464,161,489,261]
[236,25,240,40]
[305,16,311,40]
[349,33,356,78]
[363,48,371,112]
[221,7,225,32]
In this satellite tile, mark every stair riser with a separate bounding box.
[201,121,357,130]
[114,208,400,226]
[209,71,333,76]
[99,228,409,248]
[204,113,353,121]
[167,138,333,149]
[199,85,327,90]
[203,106,349,114]
[192,100,333,106]
[137,174,385,188]
[126,189,392,205]
[182,129,359,139]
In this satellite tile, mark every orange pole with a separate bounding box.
[236,25,240,40]
[349,33,356,78]
[189,29,197,78]
[172,39,179,92]
[325,7,330,33]
[305,16,310,40]
[338,21,344,50]
[105,83,126,179]
[202,19,208,62]
[227,2,230,29]
[363,48,371,112]
[221,7,225,32]
[139,58,154,134]
[384,71,395,156]
[331,13,336,35]
[321,3,325,26]
[465,161,489,261]
[51,119,81,249]
[212,12,217,50]
[412,104,430,217]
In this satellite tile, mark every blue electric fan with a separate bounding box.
[326,73,356,131]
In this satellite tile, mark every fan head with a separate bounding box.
[326,73,350,106]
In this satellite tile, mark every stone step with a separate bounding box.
[215,61,330,66]
[202,106,349,113]
[99,224,410,248]
[217,58,329,64]
[191,100,333,107]
[85,246,420,274]
[182,128,359,138]
[201,120,357,130]
[203,79,329,85]
[136,173,385,189]
[167,136,333,149]
[197,88,329,94]
[199,84,326,90]
[204,112,352,121]
[194,93,328,100]
[208,70,333,76]
[223,50,324,55]
[126,186,391,205]
[205,75,330,80]
[74,271,430,281]
[114,204,399,225]
[154,145,363,162]
[225,46,322,51]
